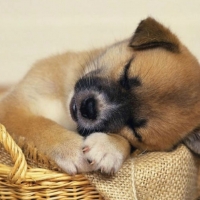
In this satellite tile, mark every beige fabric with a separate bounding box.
[86,145,199,200]
[86,158,138,200]
[134,145,198,200]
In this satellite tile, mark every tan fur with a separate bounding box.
[0,51,104,174]
[119,47,200,151]
[1,17,200,174]
[0,86,10,99]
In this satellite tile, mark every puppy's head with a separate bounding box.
[70,17,200,154]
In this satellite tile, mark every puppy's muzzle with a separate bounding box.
[70,76,131,136]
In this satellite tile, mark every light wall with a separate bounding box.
[1,0,200,84]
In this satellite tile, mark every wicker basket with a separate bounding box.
[0,124,103,200]
[0,123,199,200]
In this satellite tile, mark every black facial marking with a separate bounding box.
[78,127,100,137]
[129,77,141,87]
[74,75,132,137]
[126,118,147,141]
[119,58,141,90]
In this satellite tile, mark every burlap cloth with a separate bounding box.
[0,126,199,200]
[86,145,199,200]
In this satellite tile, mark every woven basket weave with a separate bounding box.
[0,123,199,200]
[0,124,103,200]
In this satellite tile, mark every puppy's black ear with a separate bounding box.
[129,17,180,53]
[184,128,200,155]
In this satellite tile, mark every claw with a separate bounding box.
[87,159,95,165]
[82,146,90,153]
[110,168,115,176]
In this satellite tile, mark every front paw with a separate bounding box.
[83,133,130,174]
[49,136,92,175]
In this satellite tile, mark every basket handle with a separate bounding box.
[0,124,27,184]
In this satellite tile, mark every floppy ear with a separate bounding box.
[129,17,180,53]
[184,128,200,155]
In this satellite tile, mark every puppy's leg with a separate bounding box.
[0,104,91,175]
[83,133,131,174]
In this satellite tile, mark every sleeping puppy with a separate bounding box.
[0,17,200,175]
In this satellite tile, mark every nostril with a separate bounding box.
[80,97,97,120]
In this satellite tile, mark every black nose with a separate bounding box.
[80,97,97,120]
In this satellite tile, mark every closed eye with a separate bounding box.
[119,58,141,90]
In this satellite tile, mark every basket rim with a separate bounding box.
[0,123,28,183]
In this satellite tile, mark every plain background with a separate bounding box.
[1,0,200,84]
